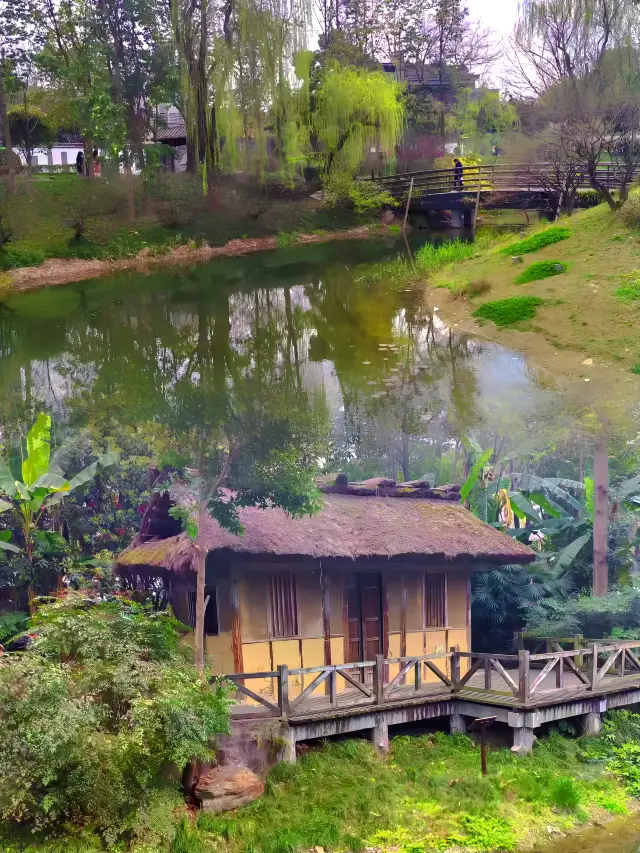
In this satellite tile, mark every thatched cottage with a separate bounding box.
[117,478,535,692]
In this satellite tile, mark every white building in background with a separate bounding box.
[13,143,85,168]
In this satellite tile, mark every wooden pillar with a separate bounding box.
[466,567,472,652]
[370,713,389,754]
[230,575,244,673]
[342,574,350,663]
[381,573,390,659]
[321,568,332,666]
[400,573,407,659]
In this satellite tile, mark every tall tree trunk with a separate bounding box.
[593,434,609,597]
[0,57,15,192]
[194,497,207,672]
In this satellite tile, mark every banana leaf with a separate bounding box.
[22,413,52,488]
[0,499,12,514]
[553,532,592,570]
[460,448,493,501]
[0,456,16,498]
[508,491,540,522]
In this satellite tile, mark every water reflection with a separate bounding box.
[0,238,573,477]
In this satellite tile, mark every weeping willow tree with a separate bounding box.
[215,0,311,178]
[310,65,405,176]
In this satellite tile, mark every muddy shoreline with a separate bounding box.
[1,225,383,295]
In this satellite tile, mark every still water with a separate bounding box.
[532,814,640,852]
[0,236,575,472]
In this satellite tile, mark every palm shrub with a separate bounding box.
[0,594,230,845]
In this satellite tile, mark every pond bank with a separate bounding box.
[531,812,640,852]
[0,224,386,295]
[424,203,640,416]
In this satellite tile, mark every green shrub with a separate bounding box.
[275,230,299,249]
[631,364,640,375]
[0,594,230,844]
[615,271,640,302]
[472,296,545,327]
[525,586,640,638]
[619,190,640,229]
[549,777,582,811]
[499,227,571,256]
[323,173,395,215]
[575,189,602,209]
[514,260,567,284]
[0,611,28,644]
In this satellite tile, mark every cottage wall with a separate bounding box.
[205,560,471,702]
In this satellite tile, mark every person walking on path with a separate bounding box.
[453,157,464,190]
[76,150,84,174]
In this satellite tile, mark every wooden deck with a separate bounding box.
[223,640,640,722]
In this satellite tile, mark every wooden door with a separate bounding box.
[346,573,383,663]
[360,573,383,661]
[346,575,362,663]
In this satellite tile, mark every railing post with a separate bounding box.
[575,634,584,670]
[588,643,599,691]
[516,631,524,651]
[329,668,337,705]
[451,646,461,690]
[484,658,492,689]
[556,653,564,688]
[414,659,422,692]
[518,649,530,703]
[618,648,626,679]
[374,654,385,705]
[278,664,290,719]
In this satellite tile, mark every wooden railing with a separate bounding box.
[222,639,640,718]
[366,162,640,198]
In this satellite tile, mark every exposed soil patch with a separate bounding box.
[3,225,381,294]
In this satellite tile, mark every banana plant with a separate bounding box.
[0,413,118,567]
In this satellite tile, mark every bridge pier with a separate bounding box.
[449,207,474,229]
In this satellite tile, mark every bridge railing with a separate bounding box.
[368,162,639,198]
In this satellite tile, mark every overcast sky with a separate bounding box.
[467,0,520,84]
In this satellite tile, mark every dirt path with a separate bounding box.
[2,225,381,294]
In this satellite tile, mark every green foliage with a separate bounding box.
[323,172,396,214]
[472,296,545,327]
[415,239,477,274]
[275,230,300,249]
[632,363,640,375]
[525,586,640,638]
[514,260,567,284]
[549,777,582,811]
[499,227,571,256]
[615,270,640,302]
[0,610,28,643]
[0,595,229,844]
[619,189,640,228]
[312,65,404,176]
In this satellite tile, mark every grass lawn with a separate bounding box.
[427,201,640,413]
[189,732,629,853]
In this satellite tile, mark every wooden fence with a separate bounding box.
[221,639,640,719]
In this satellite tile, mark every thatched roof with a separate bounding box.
[117,483,536,574]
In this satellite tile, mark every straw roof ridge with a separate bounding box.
[117,477,535,573]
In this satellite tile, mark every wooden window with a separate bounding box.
[424,573,447,628]
[268,573,298,638]
[187,587,219,636]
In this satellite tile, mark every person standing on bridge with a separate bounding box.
[453,158,464,190]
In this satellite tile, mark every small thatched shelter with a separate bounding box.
[117,477,535,677]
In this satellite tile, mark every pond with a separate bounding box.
[0,234,579,474]
[532,814,640,852]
